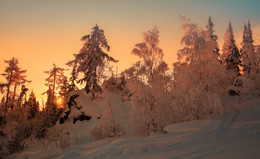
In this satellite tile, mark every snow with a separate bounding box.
[13,94,260,159]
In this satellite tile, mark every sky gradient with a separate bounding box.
[1,0,260,102]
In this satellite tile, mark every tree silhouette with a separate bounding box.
[1,58,30,110]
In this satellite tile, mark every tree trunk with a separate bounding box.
[12,83,17,109]
[5,71,13,112]
[24,93,27,106]
[53,71,56,102]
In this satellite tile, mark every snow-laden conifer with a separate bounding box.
[67,24,118,99]
[221,22,241,78]
[205,16,220,59]
[240,20,257,77]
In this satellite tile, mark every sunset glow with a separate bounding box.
[0,0,260,102]
[1,1,260,158]
[57,98,62,105]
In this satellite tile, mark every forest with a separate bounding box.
[0,16,260,157]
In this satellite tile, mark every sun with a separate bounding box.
[57,98,62,105]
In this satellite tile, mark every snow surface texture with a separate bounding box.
[13,94,260,159]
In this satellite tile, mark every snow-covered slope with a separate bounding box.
[13,94,260,159]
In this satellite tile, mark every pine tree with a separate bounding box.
[17,85,29,107]
[67,24,118,99]
[1,58,18,111]
[43,64,66,126]
[221,22,241,77]
[0,83,7,94]
[1,58,30,111]
[240,20,256,76]
[205,16,220,59]
[43,64,67,102]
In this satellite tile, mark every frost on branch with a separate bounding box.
[131,26,164,83]
[172,17,232,121]
[67,24,118,100]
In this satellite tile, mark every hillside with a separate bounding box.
[13,92,260,159]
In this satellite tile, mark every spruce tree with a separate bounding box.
[27,91,39,119]
[240,20,256,76]
[67,24,118,99]
[67,60,78,92]
[206,16,220,59]
[221,22,241,77]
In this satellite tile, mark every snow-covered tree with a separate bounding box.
[90,104,125,140]
[67,60,78,92]
[0,116,19,156]
[124,27,173,135]
[240,20,257,77]
[127,77,173,135]
[0,102,35,156]
[177,17,209,64]
[27,91,39,119]
[205,16,220,59]
[256,45,260,67]
[221,22,241,78]
[131,26,164,83]
[172,17,231,121]
[67,24,118,99]
[172,61,229,121]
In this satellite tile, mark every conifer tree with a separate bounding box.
[17,85,29,107]
[67,60,78,92]
[43,64,67,102]
[27,91,39,119]
[0,83,7,94]
[205,16,220,58]
[67,24,118,99]
[221,22,241,77]
[1,58,30,111]
[43,64,67,126]
[58,76,70,103]
[240,20,256,76]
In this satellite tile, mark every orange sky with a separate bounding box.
[1,0,260,103]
